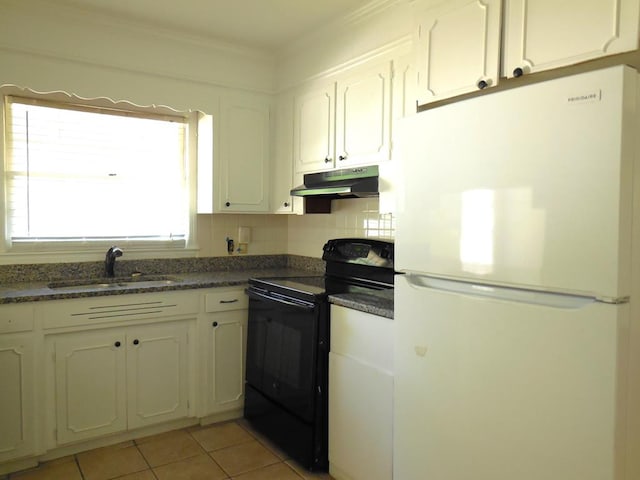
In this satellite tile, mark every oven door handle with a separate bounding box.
[247,289,316,311]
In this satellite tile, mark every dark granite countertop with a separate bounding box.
[0,255,395,318]
[0,268,319,304]
[0,254,326,305]
[328,289,394,319]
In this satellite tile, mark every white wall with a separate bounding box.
[0,0,276,105]
[0,0,411,262]
[276,0,414,90]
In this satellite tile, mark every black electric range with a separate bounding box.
[244,238,395,471]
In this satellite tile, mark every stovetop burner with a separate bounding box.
[249,238,395,303]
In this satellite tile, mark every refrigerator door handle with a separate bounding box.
[402,273,613,309]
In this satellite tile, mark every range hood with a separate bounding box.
[290,165,379,199]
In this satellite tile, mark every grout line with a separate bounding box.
[74,454,86,480]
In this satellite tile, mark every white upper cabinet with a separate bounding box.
[503,0,640,78]
[415,0,502,104]
[335,60,393,168]
[293,59,393,174]
[217,94,271,212]
[415,0,640,104]
[293,82,336,173]
[271,95,295,213]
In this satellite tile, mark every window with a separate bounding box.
[2,93,197,256]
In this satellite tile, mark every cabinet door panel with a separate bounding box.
[219,96,270,212]
[127,322,189,429]
[210,310,247,411]
[416,0,501,104]
[0,335,35,462]
[504,0,640,77]
[54,331,127,444]
[294,83,335,173]
[272,95,295,213]
[329,353,393,480]
[336,61,392,167]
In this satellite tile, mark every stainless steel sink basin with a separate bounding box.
[47,275,180,291]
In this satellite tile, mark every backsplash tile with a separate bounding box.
[287,198,395,258]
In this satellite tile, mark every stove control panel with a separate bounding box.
[323,238,394,269]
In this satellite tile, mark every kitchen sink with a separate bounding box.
[47,275,180,291]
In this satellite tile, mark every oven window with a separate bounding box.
[246,295,319,422]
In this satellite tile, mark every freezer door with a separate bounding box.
[396,65,637,300]
[394,274,629,480]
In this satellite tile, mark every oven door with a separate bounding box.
[245,288,321,423]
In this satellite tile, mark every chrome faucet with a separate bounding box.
[105,246,123,277]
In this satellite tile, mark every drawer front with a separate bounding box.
[204,288,248,313]
[330,305,394,373]
[0,304,35,333]
[42,290,199,329]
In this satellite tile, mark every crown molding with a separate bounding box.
[278,0,407,59]
[2,0,275,62]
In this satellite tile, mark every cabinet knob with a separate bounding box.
[212,321,218,327]
[225,201,231,207]
[114,341,121,348]
[338,154,348,161]
[284,202,289,207]
[133,339,140,345]
[324,157,332,163]
[477,79,488,90]
[513,67,524,78]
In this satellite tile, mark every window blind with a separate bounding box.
[5,96,189,244]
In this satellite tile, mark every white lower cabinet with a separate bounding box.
[0,304,36,465]
[0,332,36,463]
[51,321,190,445]
[200,288,248,416]
[329,305,393,480]
[126,323,189,429]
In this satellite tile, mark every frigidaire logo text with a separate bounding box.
[567,91,601,103]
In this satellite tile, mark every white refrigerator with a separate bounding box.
[394,65,640,480]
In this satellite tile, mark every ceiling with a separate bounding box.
[49,0,375,50]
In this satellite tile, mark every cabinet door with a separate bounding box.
[54,330,127,445]
[0,334,35,462]
[272,94,295,213]
[208,310,247,414]
[293,82,336,173]
[335,60,392,167]
[218,95,270,212]
[415,0,502,104]
[329,353,393,480]
[392,55,418,122]
[126,322,189,429]
[503,0,640,78]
